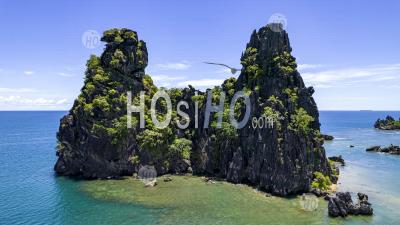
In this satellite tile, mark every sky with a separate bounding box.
[0,0,399,110]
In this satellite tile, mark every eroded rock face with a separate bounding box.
[328,192,373,217]
[191,24,331,196]
[55,29,147,178]
[55,25,332,196]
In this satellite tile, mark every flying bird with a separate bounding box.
[204,62,241,75]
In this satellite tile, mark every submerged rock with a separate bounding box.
[163,176,173,182]
[328,192,373,217]
[55,25,332,196]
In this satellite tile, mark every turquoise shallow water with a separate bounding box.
[0,111,399,224]
[321,111,400,224]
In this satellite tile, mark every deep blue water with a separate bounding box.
[0,111,399,224]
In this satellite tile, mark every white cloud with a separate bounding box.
[58,72,76,77]
[313,84,333,89]
[0,88,38,93]
[24,71,35,75]
[56,99,68,104]
[0,96,69,107]
[297,64,324,71]
[152,75,186,82]
[151,74,186,87]
[156,61,191,70]
[302,63,400,88]
[177,79,224,88]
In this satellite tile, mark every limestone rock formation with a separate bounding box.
[55,25,333,196]
[328,192,373,217]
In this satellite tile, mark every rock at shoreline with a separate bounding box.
[321,134,334,141]
[328,192,373,217]
[310,188,329,197]
[366,144,400,155]
[54,25,333,196]
[328,155,345,166]
[374,116,400,130]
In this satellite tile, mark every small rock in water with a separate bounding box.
[328,192,373,217]
[349,145,355,148]
[366,144,400,155]
[163,176,173,182]
[366,146,381,152]
[203,177,216,184]
[321,134,334,141]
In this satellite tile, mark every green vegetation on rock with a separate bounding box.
[283,88,298,105]
[263,106,281,129]
[241,47,262,79]
[289,108,314,134]
[169,138,192,160]
[272,51,297,74]
[311,172,332,191]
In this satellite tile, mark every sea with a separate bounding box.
[0,111,399,225]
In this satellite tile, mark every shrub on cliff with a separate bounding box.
[241,47,262,80]
[311,172,332,191]
[289,108,314,134]
[169,138,192,160]
[271,51,297,74]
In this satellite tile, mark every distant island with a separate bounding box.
[374,116,400,130]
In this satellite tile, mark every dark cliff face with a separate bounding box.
[55,29,148,178]
[191,25,331,195]
[55,25,332,196]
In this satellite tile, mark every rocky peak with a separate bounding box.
[238,23,298,91]
[247,23,292,62]
[100,28,148,78]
